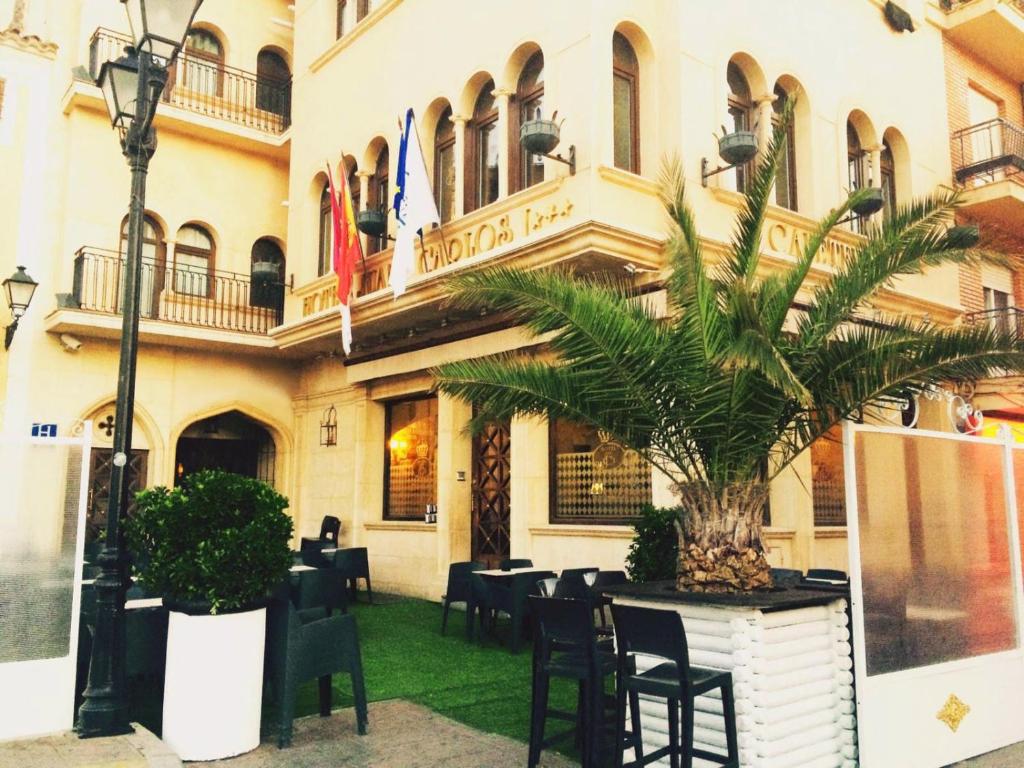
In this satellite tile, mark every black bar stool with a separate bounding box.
[528,595,618,768]
[611,603,739,768]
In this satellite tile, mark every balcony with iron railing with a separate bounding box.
[938,0,1024,79]
[950,119,1024,224]
[86,28,291,135]
[952,118,1024,184]
[67,247,285,336]
[965,306,1024,339]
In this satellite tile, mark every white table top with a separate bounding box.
[291,564,316,572]
[476,567,544,577]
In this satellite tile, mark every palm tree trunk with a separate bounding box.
[674,481,773,592]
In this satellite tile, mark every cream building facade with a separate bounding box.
[1,0,1021,599]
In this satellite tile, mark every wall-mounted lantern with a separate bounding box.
[520,110,576,175]
[837,187,886,225]
[356,208,388,238]
[320,405,338,447]
[3,266,39,350]
[701,129,758,187]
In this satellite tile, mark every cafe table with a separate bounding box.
[470,568,555,653]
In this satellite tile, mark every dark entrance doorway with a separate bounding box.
[87,448,148,543]
[471,419,511,568]
[174,410,276,486]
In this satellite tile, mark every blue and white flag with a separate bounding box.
[390,108,440,297]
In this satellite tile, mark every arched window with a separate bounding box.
[120,215,164,318]
[512,51,544,193]
[318,182,332,277]
[175,224,214,297]
[727,62,754,193]
[256,49,290,118]
[880,139,896,220]
[467,80,499,213]
[250,238,285,312]
[181,28,224,97]
[772,83,797,210]
[847,121,867,232]
[367,146,389,255]
[434,106,456,223]
[613,32,639,174]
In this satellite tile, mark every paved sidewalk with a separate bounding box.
[210,699,574,768]
[0,724,178,768]
[954,740,1024,767]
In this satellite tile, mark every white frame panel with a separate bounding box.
[843,420,1024,767]
[0,423,92,741]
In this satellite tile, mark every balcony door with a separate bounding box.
[119,216,164,319]
[968,87,1003,184]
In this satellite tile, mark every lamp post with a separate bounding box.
[2,266,39,350]
[77,0,202,739]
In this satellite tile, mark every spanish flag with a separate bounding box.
[327,162,363,354]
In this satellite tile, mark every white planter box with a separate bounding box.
[162,606,266,762]
[612,590,856,768]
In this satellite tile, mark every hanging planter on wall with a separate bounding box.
[520,118,561,156]
[356,209,387,238]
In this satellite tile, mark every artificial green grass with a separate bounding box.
[290,596,578,744]
[129,596,578,749]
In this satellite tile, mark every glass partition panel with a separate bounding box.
[854,431,1016,676]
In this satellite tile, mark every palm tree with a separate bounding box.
[430,103,1024,592]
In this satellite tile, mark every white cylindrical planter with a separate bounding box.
[162,606,266,762]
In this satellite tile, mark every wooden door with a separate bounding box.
[87,448,148,543]
[471,420,511,569]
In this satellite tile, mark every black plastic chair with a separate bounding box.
[484,569,554,653]
[300,537,333,568]
[266,588,368,748]
[611,603,739,768]
[292,565,348,616]
[499,557,533,571]
[806,568,848,582]
[319,515,342,545]
[528,596,617,768]
[334,547,373,604]
[561,567,599,582]
[441,561,484,636]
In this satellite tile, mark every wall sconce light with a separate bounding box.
[3,266,39,350]
[701,128,758,187]
[320,405,337,447]
[520,110,576,175]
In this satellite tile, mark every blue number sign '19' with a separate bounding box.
[31,423,58,438]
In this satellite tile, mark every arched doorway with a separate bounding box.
[174,410,276,486]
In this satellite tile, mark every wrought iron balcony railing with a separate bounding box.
[951,118,1024,185]
[965,306,1024,339]
[87,29,291,134]
[71,247,284,335]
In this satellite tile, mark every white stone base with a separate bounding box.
[613,597,856,768]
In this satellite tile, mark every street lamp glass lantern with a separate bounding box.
[3,266,39,319]
[121,0,203,64]
[97,48,141,133]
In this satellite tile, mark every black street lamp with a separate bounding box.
[2,265,39,350]
[77,0,202,739]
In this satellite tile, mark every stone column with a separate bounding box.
[754,93,776,164]
[866,144,882,187]
[509,415,548,559]
[452,115,468,220]
[493,87,513,198]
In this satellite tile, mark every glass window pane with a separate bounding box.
[551,419,651,522]
[438,143,455,223]
[812,428,846,526]
[613,74,633,172]
[386,398,438,519]
[855,431,1017,677]
[478,122,499,207]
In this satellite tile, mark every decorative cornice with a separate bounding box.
[0,28,58,57]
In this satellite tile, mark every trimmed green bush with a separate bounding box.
[625,505,680,583]
[126,469,293,614]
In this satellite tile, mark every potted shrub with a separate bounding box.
[127,469,292,761]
